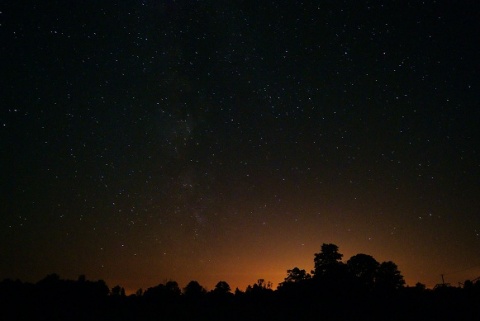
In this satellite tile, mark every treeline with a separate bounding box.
[1,244,479,321]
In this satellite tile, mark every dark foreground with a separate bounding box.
[1,275,479,321]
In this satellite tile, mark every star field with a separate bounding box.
[1,1,480,292]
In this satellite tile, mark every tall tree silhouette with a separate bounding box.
[312,243,344,277]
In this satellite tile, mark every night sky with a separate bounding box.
[2,1,480,293]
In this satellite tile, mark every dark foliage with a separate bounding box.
[1,244,479,321]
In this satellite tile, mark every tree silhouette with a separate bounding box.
[375,261,405,291]
[255,279,272,290]
[347,253,379,289]
[3,245,477,321]
[245,279,274,296]
[183,280,206,299]
[37,273,60,287]
[111,285,125,297]
[281,267,311,285]
[144,281,181,302]
[165,280,181,297]
[213,281,231,295]
[312,243,344,277]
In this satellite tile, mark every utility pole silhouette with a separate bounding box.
[434,274,450,289]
